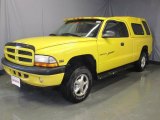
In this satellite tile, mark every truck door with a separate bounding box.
[98,20,133,73]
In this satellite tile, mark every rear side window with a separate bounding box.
[142,21,151,35]
[104,20,129,37]
[131,23,144,35]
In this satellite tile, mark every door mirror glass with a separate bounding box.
[102,30,116,38]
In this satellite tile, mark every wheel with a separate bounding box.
[135,51,148,72]
[61,65,92,103]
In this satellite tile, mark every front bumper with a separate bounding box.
[1,58,65,87]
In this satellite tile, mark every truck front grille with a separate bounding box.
[4,43,35,66]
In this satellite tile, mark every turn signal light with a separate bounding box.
[34,62,58,68]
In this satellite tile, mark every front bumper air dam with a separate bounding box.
[1,58,65,87]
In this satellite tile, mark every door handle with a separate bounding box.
[121,42,124,46]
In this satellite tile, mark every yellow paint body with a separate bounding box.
[2,16,153,87]
[3,65,64,87]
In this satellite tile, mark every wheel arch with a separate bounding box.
[139,45,149,62]
[142,45,148,53]
[141,45,149,57]
[65,54,97,80]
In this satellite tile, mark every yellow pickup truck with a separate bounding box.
[2,16,152,103]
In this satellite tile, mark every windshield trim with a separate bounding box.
[52,19,103,38]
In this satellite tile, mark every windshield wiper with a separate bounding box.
[60,33,80,37]
[49,33,57,36]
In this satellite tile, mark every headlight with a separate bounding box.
[34,55,58,67]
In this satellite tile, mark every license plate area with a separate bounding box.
[11,76,21,87]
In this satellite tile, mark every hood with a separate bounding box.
[15,36,95,50]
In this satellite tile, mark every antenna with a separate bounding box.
[42,7,44,36]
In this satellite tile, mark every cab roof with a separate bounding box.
[65,16,146,22]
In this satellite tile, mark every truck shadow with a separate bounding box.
[0,64,158,120]
[19,69,138,106]
[18,65,156,106]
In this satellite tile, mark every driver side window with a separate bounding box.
[103,20,129,38]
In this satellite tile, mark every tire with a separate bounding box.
[61,65,92,103]
[135,51,148,72]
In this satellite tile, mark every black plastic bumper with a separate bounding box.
[1,58,65,75]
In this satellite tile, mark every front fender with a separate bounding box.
[35,40,99,67]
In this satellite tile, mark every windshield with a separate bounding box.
[51,20,102,37]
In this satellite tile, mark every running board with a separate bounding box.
[97,64,134,80]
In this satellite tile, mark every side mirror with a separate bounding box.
[102,30,116,38]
